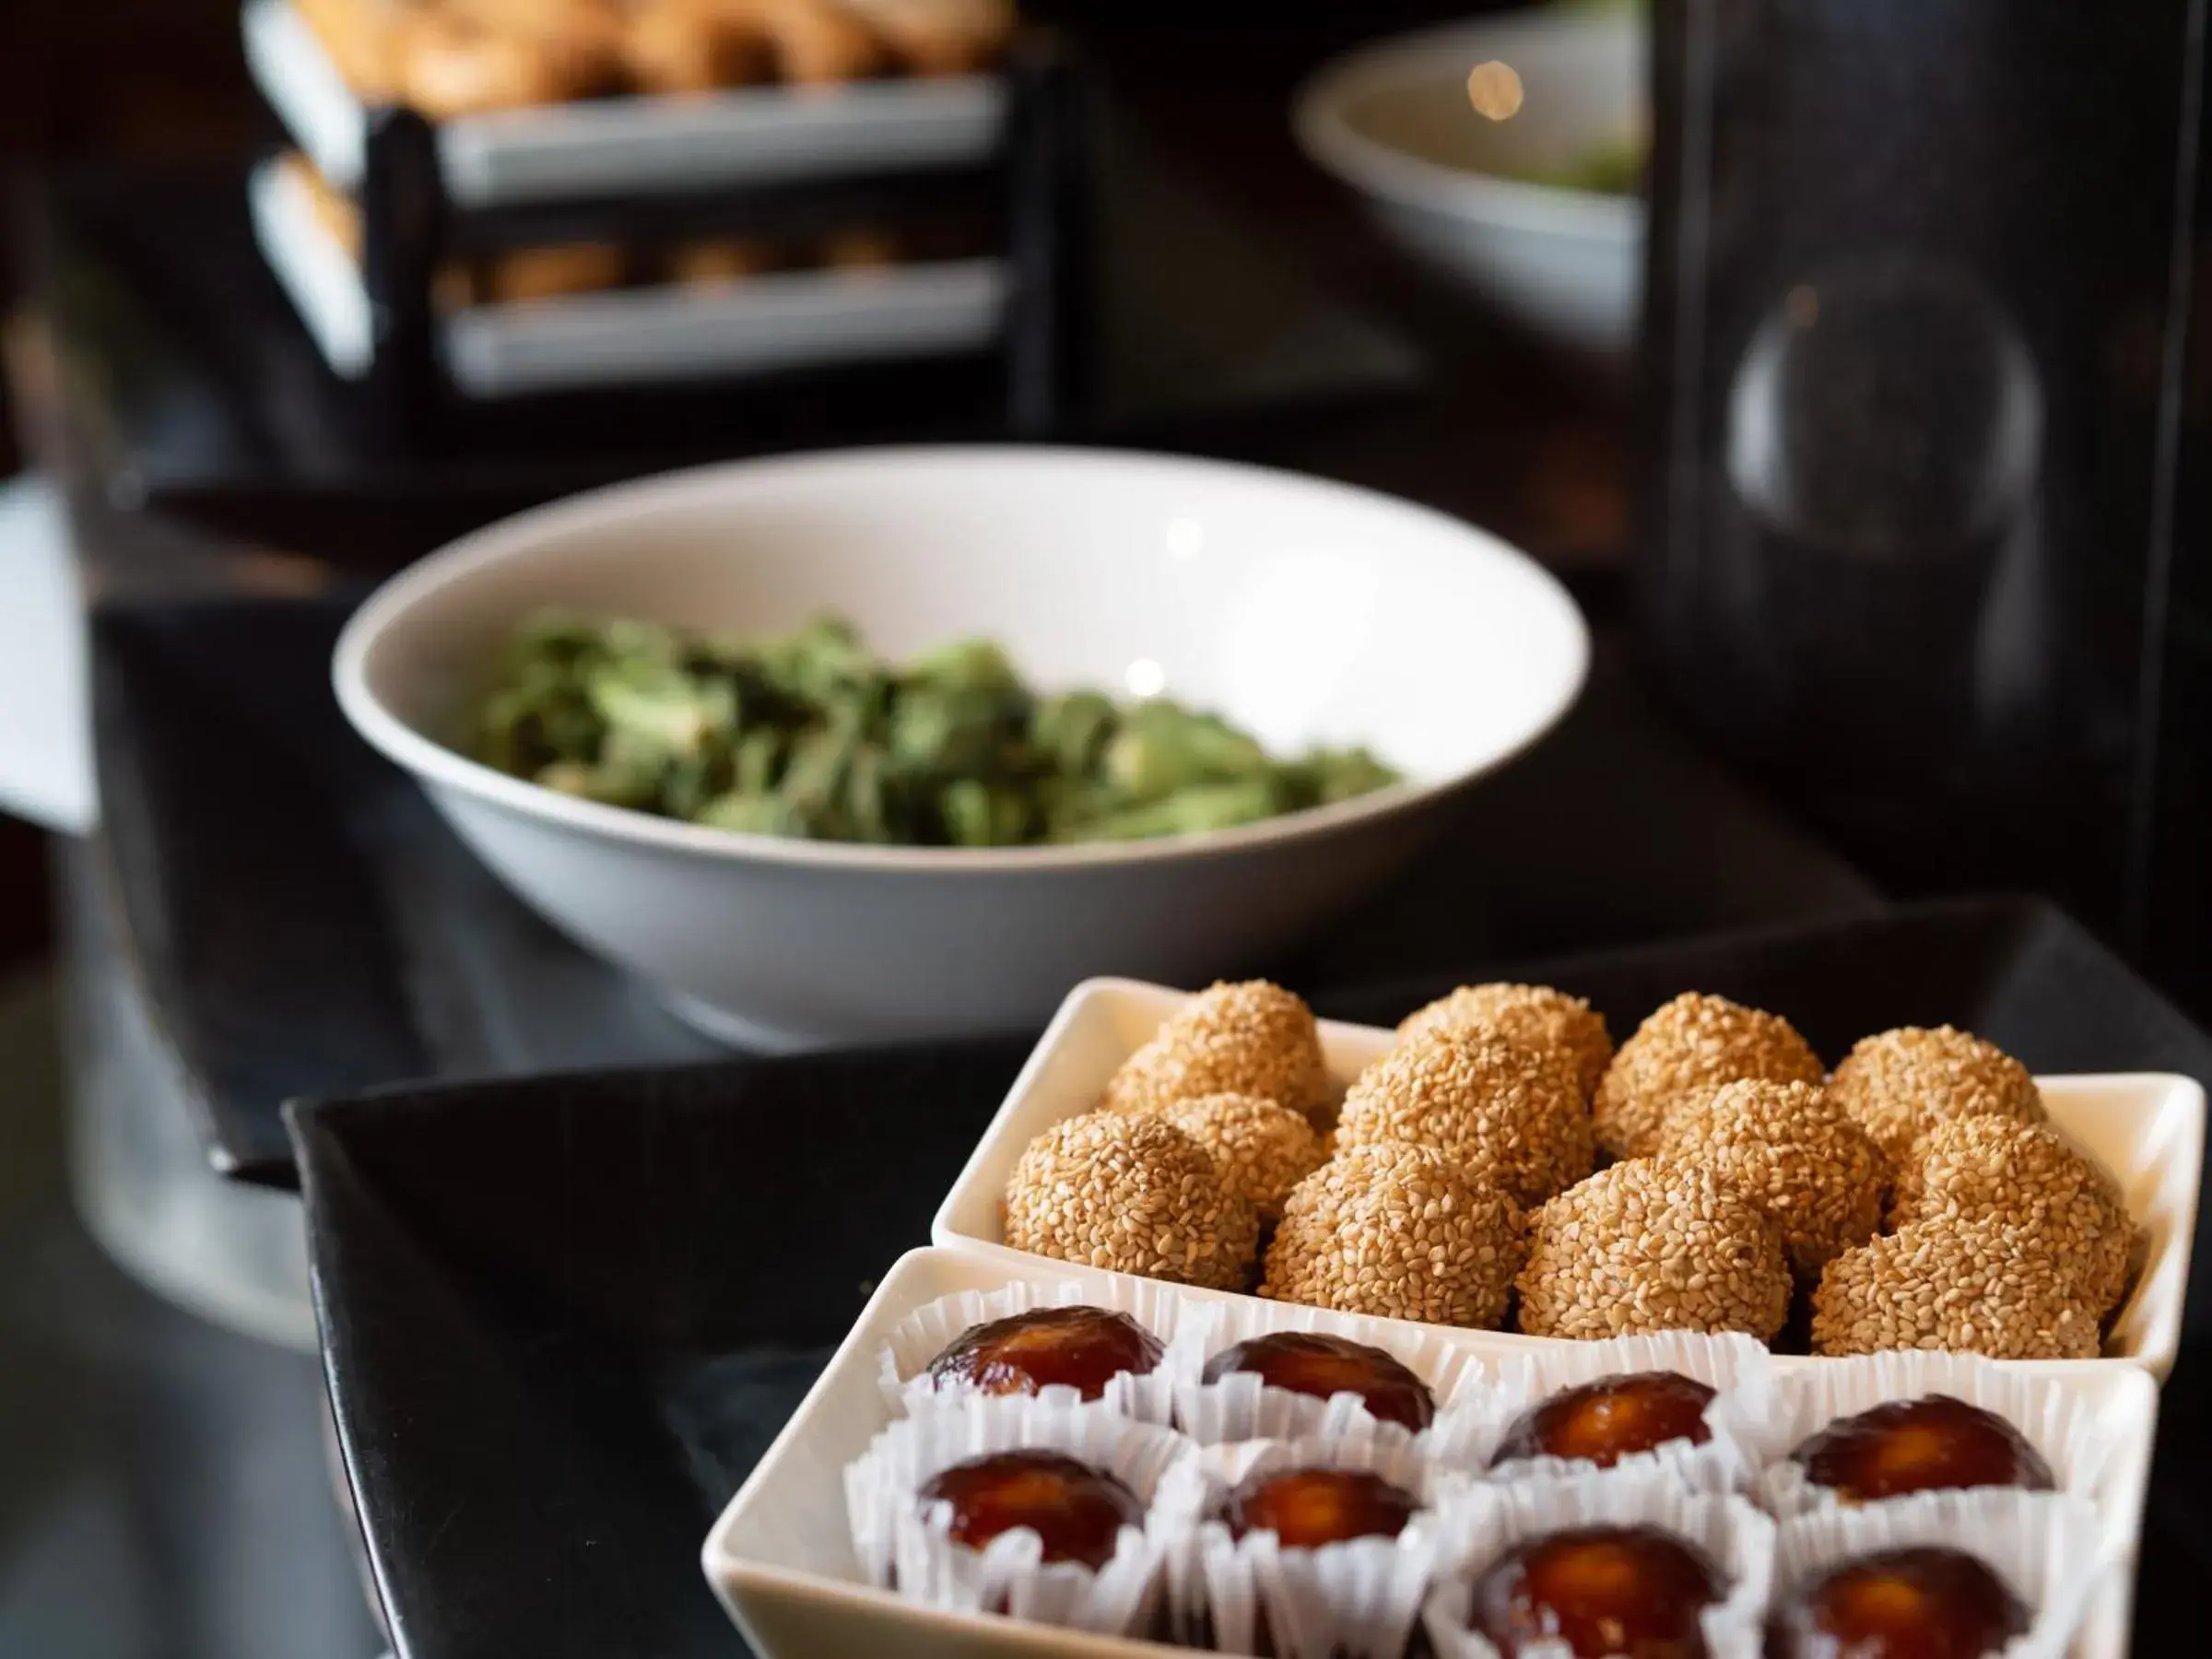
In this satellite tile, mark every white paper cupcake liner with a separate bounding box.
[1150,1426,1461,1658]
[877,1276,1218,1423]
[1172,1291,1489,1445]
[1756,1349,2128,1516]
[842,1393,1194,1636]
[1772,1489,2110,1659]
[1425,1467,1776,1659]
[1429,1330,1785,1493]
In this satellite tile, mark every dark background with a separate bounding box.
[0,0,1521,976]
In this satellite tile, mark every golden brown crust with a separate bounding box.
[1335,1027,1592,1207]
[840,0,1015,76]
[1259,1143,1523,1330]
[295,0,416,100]
[621,0,777,91]
[723,0,890,86]
[1810,1216,2101,1359]
[1593,992,1823,1161]
[1514,1158,1793,1341]
[1657,1078,1887,1279]
[1827,1026,2045,1169]
[1156,1093,1326,1224]
[1394,982,1613,1102]
[1889,1113,2132,1315]
[1101,982,1332,1126]
[1002,1111,1258,1291]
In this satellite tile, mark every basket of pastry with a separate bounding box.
[241,0,1079,423]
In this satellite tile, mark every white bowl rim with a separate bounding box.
[1292,9,1645,245]
[332,443,1590,877]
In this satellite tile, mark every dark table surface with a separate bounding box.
[0,19,1892,1655]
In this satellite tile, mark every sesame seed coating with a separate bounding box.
[1101,981,1332,1127]
[1395,982,1615,1101]
[1335,1027,1593,1206]
[1259,1143,1524,1330]
[1514,1158,1793,1341]
[1810,1215,2101,1359]
[1657,1079,1887,1279]
[1593,993,1825,1161]
[1826,1026,2044,1168]
[1890,1114,2133,1316]
[1157,1092,1327,1223]
[1002,1111,1259,1291]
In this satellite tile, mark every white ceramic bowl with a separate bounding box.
[1294,7,1644,355]
[333,447,1588,1049]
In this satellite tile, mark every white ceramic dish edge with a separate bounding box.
[702,1245,2160,1659]
[932,979,2205,1378]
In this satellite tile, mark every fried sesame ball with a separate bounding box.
[1158,1092,1327,1224]
[1101,981,1332,1127]
[1809,1216,2101,1359]
[1826,1026,2045,1168]
[1259,1143,1524,1330]
[1592,993,1824,1161]
[1657,1079,1887,1280]
[1515,1158,1793,1341]
[1891,1114,2133,1316]
[1003,1110,1259,1291]
[1395,982,1614,1100]
[1335,1027,1593,1206]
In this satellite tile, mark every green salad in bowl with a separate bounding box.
[477,611,1400,849]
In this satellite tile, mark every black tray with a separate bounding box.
[289,898,2212,1659]
[25,110,1423,566]
[88,593,1880,1183]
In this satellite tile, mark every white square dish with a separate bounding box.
[930,978,2206,1377]
[702,1245,2159,1659]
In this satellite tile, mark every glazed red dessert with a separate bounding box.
[1767,1546,2030,1659]
[1214,1467,1419,1548]
[925,1305,1163,1401]
[1470,1525,1725,1659]
[1489,1371,1718,1470]
[1201,1332,1436,1430]
[916,1451,1144,1570]
[1791,1395,2055,1502]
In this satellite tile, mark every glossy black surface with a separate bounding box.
[26,116,1420,566]
[296,900,2212,1659]
[96,594,1881,1181]
[290,1041,1030,1659]
[1641,0,2212,1016]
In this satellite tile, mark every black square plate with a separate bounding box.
[291,898,2212,1659]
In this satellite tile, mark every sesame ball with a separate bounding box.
[1891,1114,2133,1316]
[1827,1026,2045,1167]
[1810,1216,2101,1359]
[1101,981,1332,1127]
[1515,1159,1793,1341]
[1593,993,1824,1161]
[1158,1092,1327,1224]
[1395,982,1614,1100]
[1335,1027,1592,1206]
[1657,1079,1887,1280]
[1003,1111,1258,1291]
[1259,1143,1524,1330]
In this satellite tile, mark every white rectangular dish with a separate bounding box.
[247,156,1008,396]
[702,1245,2161,1659]
[242,0,1007,209]
[931,978,2206,1377]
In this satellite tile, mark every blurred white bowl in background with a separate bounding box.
[1295,6,1644,355]
[334,447,1588,1049]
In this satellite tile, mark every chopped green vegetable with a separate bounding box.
[473,610,1402,848]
